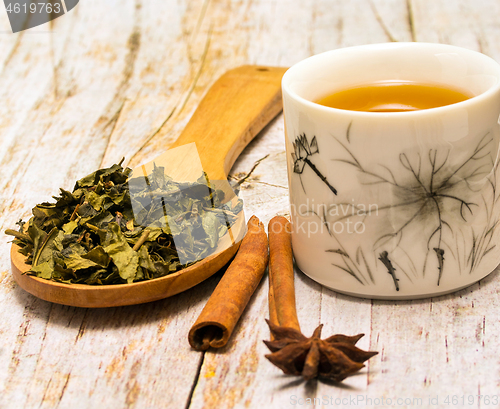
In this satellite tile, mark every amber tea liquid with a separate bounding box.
[315,81,473,112]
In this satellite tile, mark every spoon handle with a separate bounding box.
[170,65,287,181]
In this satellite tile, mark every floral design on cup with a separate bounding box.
[299,126,499,292]
[292,134,338,195]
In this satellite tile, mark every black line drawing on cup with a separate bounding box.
[295,125,499,291]
[292,134,338,195]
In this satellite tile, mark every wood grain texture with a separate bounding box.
[1,0,500,408]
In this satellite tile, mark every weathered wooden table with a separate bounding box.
[2,1,500,408]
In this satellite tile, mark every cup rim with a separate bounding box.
[282,42,500,117]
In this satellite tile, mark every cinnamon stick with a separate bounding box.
[268,276,279,327]
[188,215,269,351]
[268,275,279,341]
[268,216,300,331]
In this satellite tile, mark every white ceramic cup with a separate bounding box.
[282,42,500,299]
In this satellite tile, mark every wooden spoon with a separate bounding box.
[10,65,287,308]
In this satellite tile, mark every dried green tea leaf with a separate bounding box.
[103,222,139,283]
[138,246,156,272]
[62,220,78,235]
[63,252,100,271]
[32,228,63,267]
[7,161,243,285]
[82,246,111,268]
[202,212,219,248]
[31,260,54,279]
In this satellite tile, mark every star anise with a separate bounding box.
[264,319,378,382]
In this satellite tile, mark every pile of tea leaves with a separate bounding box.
[7,161,242,285]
